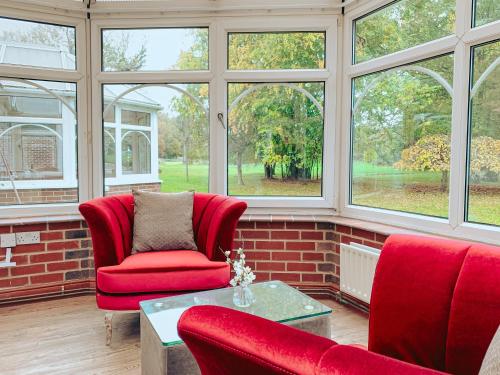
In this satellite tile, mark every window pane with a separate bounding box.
[466,40,500,226]
[350,54,454,217]
[0,79,78,205]
[121,109,150,126]
[0,17,76,70]
[353,0,455,64]
[474,0,500,27]
[228,32,325,70]
[102,28,208,71]
[227,82,324,197]
[103,83,209,195]
[122,131,151,174]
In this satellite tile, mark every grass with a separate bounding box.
[158,160,499,225]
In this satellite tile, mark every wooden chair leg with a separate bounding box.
[104,312,113,346]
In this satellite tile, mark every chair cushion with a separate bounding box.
[97,251,230,294]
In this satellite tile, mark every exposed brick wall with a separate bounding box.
[106,182,161,195]
[0,218,388,304]
[0,220,94,302]
[234,222,387,289]
[0,188,78,205]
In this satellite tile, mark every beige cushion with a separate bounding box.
[480,325,500,375]
[132,190,197,253]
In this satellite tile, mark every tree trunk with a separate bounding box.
[183,143,189,182]
[237,152,244,185]
[441,170,449,192]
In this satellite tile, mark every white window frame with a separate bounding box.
[91,17,214,198]
[0,5,89,221]
[340,0,500,244]
[218,15,338,209]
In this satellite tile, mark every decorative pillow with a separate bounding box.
[132,190,197,253]
[480,325,500,375]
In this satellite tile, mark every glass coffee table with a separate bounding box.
[140,281,332,375]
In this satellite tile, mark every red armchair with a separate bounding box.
[79,193,247,311]
[178,234,500,375]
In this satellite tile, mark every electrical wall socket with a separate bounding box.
[0,233,16,248]
[15,231,40,245]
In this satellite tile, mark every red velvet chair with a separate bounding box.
[79,193,246,343]
[178,234,500,375]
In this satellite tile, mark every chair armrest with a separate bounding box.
[178,305,337,375]
[203,197,247,261]
[79,195,133,269]
[317,345,448,375]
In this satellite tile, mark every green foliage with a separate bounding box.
[102,32,146,71]
[355,0,455,63]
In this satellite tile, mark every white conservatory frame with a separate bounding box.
[0,0,498,245]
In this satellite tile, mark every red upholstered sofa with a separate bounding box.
[178,234,500,375]
[79,193,247,311]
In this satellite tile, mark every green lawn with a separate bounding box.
[352,161,500,225]
[158,160,499,225]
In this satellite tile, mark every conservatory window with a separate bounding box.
[101,27,209,72]
[353,0,455,64]
[0,78,77,205]
[226,29,329,199]
[0,17,76,70]
[350,54,454,218]
[473,0,500,27]
[466,39,500,226]
[102,83,209,194]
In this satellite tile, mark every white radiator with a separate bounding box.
[340,242,381,304]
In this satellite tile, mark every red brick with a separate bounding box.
[256,262,285,271]
[341,235,363,245]
[316,242,334,251]
[236,222,255,229]
[287,262,316,272]
[0,226,11,234]
[48,221,81,230]
[302,273,324,283]
[256,222,285,229]
[255,241,284,250]
[336,224,351,234]
[271,231,299,240]
[30,252,64,263]
[11,255,28,265]
[254,272,271,281]
[286,222,315,230]
[285,242,316,251]
[40,231,64,241]
[376,233,389,243]
[13,243,45,254]
[0,277,29,288]
[11,264,45,276]
[352,228,375,240]
[240,231,269,240]
[233,240,255,250]
[0,268,9,278]
[47,261,79,272]
[271,273,300,282]
[302,252,325,261]
[301,231,323,240]
[13,223,47,232]
[47,240,79,251]
[245,251,271,261]
[271,252,301,261]
[30,273,64,284]
[363,240,383,250]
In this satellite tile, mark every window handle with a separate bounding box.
[217,112,226,130]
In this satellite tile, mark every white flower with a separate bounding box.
[224,251,231,258]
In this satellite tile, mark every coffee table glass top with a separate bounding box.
[140,280,332,346]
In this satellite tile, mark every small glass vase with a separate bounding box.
[233,284,255,307]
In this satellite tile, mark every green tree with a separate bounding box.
[102,32,146,71]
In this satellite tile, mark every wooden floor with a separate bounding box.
[0,295,368,375]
